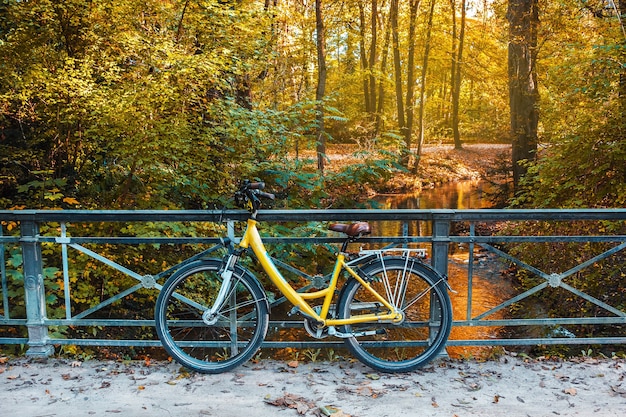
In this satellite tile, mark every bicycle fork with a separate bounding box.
[201,253,240,325]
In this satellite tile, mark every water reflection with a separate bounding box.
[372,180,514,358]
[374,180,494,210]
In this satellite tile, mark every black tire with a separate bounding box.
[155,259,269,373]
[337,257,452,373]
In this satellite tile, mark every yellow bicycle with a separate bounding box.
[155,180,452,373]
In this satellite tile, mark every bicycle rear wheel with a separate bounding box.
[337,257,452,373]
[155,259,269,373]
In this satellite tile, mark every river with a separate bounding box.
[372,180,515,358]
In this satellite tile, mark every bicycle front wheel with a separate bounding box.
[337,257,452,373]
[155,259,269,374]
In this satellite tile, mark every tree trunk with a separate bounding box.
[619,0,626,131]
[376,14,392,136]
[391,0,421,167]
[416,0,437,172]
[358,2,371,113]
[404,0,421,165]
[315,0,327,173]
[391,0,405,137]
[358,0,379,118]
[451,0,466,149]
[449,0,457,132]
[369,0,379,114]
[507,0,539,189]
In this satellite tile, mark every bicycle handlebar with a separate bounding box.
[247,181,266,190]
[240,181,275,200]
[235,180,275,213]
[257,191,276,201]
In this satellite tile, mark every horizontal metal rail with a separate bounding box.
[1,208,625,357]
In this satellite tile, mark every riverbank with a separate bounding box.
[1,354,624,416]
[320,143,512,194]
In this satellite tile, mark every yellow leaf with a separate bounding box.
[63,197,80,205]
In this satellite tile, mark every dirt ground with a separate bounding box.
[1,354,625,417]
[314,143,512,193]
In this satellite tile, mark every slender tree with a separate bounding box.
[416,0,437,169]
[451,0,465,149]
[448,0,457,129]
[358,1,372,113]
[315,0,328,173]
[404,0,421,162]
[369,0,379,114]
[376,8,392,136]
[618,0,626,128]
[390,0,405,138]
[391,0,421,167]
[507,0,539,189]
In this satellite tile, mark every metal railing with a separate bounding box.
[1,208,625,357]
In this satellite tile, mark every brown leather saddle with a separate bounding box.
[328,222,371,238]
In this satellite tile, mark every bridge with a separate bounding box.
[1,208,625,357]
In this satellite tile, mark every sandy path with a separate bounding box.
[1,355,624,416]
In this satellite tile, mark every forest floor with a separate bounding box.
[1,355,624,416]
[306,142,512,194]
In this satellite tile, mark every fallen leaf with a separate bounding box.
[337,384,386,398]
[320,405,339,416]
[610,385,626,397]
[137,385,145,391]
[265,393,315,415]
[7,374,20,380]
[563,388,577,396]
[493,394,502,403]
[287,360,299,368]
[70,361,82,368]
[365,373,380,380]
[356,386,375,397]
[320,406,351,417]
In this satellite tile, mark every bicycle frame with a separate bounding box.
[237,218,403,327]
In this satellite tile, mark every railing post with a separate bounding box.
[431,211,453,357]
[20,219,54,357]
[431,210,453,277]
